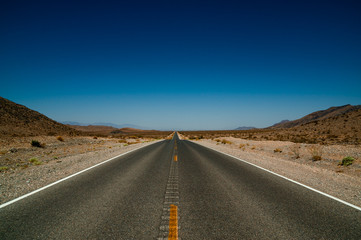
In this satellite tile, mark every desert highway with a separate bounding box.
[1,134,360,239]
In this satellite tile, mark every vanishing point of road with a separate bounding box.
[1,133,361,239]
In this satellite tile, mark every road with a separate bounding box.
[1,133,361,239]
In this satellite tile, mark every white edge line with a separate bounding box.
[188,140,361,212]
[0,140,164,209]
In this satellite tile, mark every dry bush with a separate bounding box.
[239,144,246,149]
[221,139,232,144]
[31,140,45,148]
[308,144,323,161]
[118,139,127,143]
[57,136,64,142]
[29,157,42,165]
[274,148,282,153]
[0,166,9,172]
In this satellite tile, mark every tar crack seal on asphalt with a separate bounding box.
[158,141,180,240]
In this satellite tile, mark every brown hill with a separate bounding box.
[270,104,361,129]
[0,96,79,137]
[286,107,361,144]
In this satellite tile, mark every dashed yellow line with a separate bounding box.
[174,155,177,162]
[168,204,178,240]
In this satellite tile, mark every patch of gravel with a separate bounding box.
[192,137,361,208]
[0,139,161,205]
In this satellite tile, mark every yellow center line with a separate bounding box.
[174,155,177,162]
[168,204,178,240]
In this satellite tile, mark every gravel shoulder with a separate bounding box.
[0,136,162,205]
[189,137,361,208]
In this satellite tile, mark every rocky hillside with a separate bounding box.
[0,97,79,137]
[270,104,361,129]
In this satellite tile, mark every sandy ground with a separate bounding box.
[0,136,161,205]
[185,136,361,207]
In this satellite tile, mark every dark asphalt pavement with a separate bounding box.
[1,134,360,239]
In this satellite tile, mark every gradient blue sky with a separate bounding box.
[1,0,360,130]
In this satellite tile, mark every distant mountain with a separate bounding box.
[61,121,88,126]
[61,121,146,130]
[67,125,118,135]
[110,127,154,134]
[269,104,361,129]
[235,126,256,130]
[94,123,146,129]
[0,97,79,137]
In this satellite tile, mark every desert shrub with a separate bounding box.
[274,148,282,153]
[118,139,127,143]
[339,156,355,166]
[251,146,256,150]
[0,166,9,171]
[214,139,221,143]
[221,139,232,144]
[239,144,245,149]
[308,145,323,161]
[57,136,64,142]
[93,136,98,139]
[31,140,43,148]
[29,157,42,165]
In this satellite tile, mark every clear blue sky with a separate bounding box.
[1,0,360,130]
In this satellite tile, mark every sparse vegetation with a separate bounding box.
[0,166,9,171]
[339,156,355,166]
[57,136,64,142]
[221,139,232,144]
[29,157,42,165]
[308,145,323,161]
[274,148,282,153]
[31,140,43,148]
[239,144,246,149]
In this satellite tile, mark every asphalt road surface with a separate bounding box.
[1,134,361,239]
